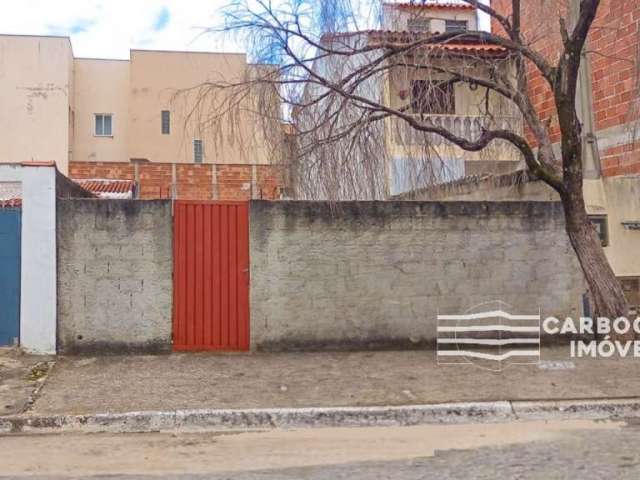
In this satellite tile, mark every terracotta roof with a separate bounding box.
[0,198,21,208]
[21,161,57,167]
[324,30,507,56]
[386,2,475,10]
[0,181,21,208]
[427,43,506,55]
[73,179,136,199]
[367,31,507,55]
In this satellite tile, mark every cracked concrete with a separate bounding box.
[0,348,54,416]
[28,347,640,416]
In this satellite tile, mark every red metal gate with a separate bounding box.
[173,201,250,351]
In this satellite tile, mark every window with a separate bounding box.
[95,114,113,136]
[445,20,468,33]
[161,110,170,135]
[411,80,455,115]
[621,277,640,315]
[193,139,203,163]
[407,18,430,32]
[589,215,609,247]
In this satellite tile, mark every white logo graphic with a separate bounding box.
[437,301,541,371]
[543,315,640,358]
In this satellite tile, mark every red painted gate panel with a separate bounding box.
[173,201,250,351]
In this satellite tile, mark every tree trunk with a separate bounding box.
[560,188,632,340]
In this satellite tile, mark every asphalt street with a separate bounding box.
[2,418,639,479]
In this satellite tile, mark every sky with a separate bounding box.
[0,1,490,60]
[0,0,242,59]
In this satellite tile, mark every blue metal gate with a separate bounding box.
[0,208,21,346]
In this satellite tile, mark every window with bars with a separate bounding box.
[407,18,430,32]
[194,139,203,163]
[95,114,113,136]
[410,80,455,115]
[161,110,170,135]
[621,277,640,315]
[445,20,468,33]
[589,215,609,247]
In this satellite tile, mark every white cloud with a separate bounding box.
[0,0,243,59]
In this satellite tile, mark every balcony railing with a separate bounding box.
[391,114,523,146]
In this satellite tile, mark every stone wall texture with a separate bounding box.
[57,199,173,353]
[249,201,585,351]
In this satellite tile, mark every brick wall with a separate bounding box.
[215,164,252,201]
[69,162,136,181]
[491,0,567,144]
[601,143,640,176]
[138,163,173,199]
[588,1,639,133]
[68,161,284,200]
[492,0,640,175]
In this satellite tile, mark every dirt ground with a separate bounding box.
[0,348,54,416]
[29,348,640,415]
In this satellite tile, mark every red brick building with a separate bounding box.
[69,161,284,201]
[492,0,640,176]
[490,0,640,303]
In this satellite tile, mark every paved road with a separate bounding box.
[2,418,640,479]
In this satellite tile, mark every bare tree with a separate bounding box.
[199,0,632,326]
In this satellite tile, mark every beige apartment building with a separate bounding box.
[0,34,276,177]
[295,2,521,199]
[380,2,521,187]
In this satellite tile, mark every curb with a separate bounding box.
[2,398,640,435]
[512,397,640,420]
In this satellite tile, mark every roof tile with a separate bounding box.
[367,31,508,55]
[387,2,475,10]
[73,179,136,199]
[0,198,21,208]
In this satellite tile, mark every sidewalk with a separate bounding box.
[26,347,640,416]
[0,348,53,416]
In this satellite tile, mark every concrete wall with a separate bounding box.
[408,173,640,279]
[598,177,640,277]
[56,170,95,199]
[249,201,585,351]
[0,35,73,174]
[0,163,59,354]
[410,173,559,202]
[73,59,130,163]
[57,199,173,354]
[21,165,58,353]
